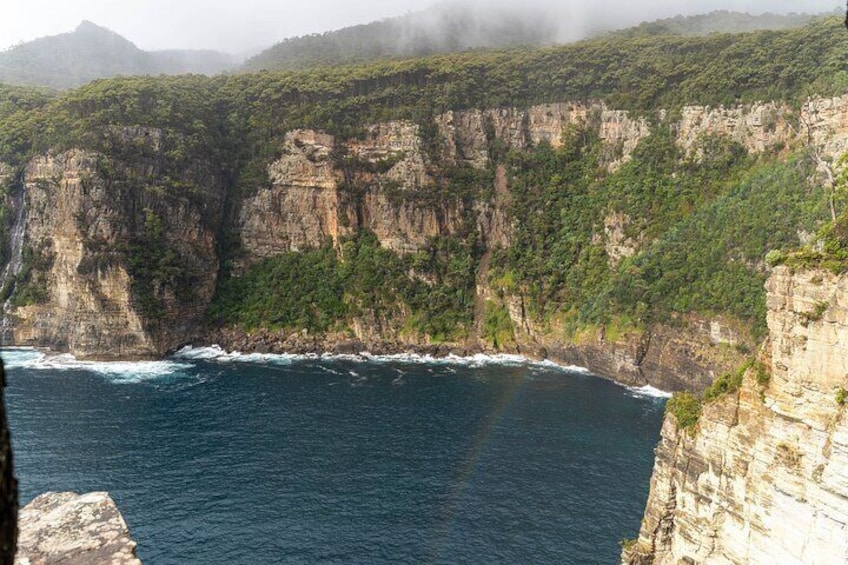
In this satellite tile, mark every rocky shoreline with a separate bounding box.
[197,320,746,393]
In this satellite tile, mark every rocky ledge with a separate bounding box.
[16,492,141,565]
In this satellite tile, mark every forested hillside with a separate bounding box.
[244,6,830,72]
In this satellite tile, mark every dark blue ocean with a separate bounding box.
[2,347,666,564]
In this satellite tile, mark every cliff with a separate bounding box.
[4,95,847,391]
[16,492,141,564]
[623,265,848,564]
[7,126,226,360]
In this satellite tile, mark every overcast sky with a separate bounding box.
[0,0,841,54]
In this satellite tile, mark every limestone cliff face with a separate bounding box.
[10,138,225,359]
[624,265,848,564]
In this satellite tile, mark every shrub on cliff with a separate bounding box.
[666,392,702,430]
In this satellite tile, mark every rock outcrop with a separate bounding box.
[16,492,141,565]
[623,265,848,564]
[8,131,226,359]
[436,102,651,171]
[239,122,461,261]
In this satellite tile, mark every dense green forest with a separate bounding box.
[0,16,844,343]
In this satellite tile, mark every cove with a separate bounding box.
[4,347,665,564]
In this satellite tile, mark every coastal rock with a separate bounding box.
[10,131,226,359]
[16,492,141,565]
[624,265,848,564]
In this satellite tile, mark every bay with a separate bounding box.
[3,347,665,564]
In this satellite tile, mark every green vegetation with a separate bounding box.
[244,3,559,72]
[210,232,476,341]
[8,244,53,306]
[121,209,198,320]
[667,391,703,430]
[836,387,847,406]
[703,361,752,402]
[668,359,772,428]
[490,132,828,337]
[613,9,826,38]
[483,302,516,349]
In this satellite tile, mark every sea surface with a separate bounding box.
[2,346,667,564]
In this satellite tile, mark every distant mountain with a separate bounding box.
[243,3,560,72]
[0,21,237,89]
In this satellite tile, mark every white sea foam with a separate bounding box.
[0,347,46,369]
[172,345,600,373]
[530,359,591,374]
[173,345,301,365]
[626,384,673,399]
[1,347,191,382]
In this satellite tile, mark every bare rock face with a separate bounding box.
[13,150,157,359]
[624,265,848,564]
[540,315,750,393]
[676,101,794,154]
[436,102,650,171]
[240,130,351,256]
[12,141,225,359]
[16,492,141,565]
[239,122,462,260]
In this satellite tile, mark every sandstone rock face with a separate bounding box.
[624,265,848,564]
[17,492,141,565]
[11,143,225,359]
[13,150,157,359]
[239,122,461,260]
[436,102,650,170]
[538,315,750,393]
[677,95,848,161]
[240,130,351,257]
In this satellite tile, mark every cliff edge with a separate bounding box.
[623,265,848,564]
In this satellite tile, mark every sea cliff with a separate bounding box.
[3,96,848,391]
[623,265,848,564]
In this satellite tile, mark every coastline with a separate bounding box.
[0,344,672,399]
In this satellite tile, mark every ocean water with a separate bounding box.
[3,346,667,564]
